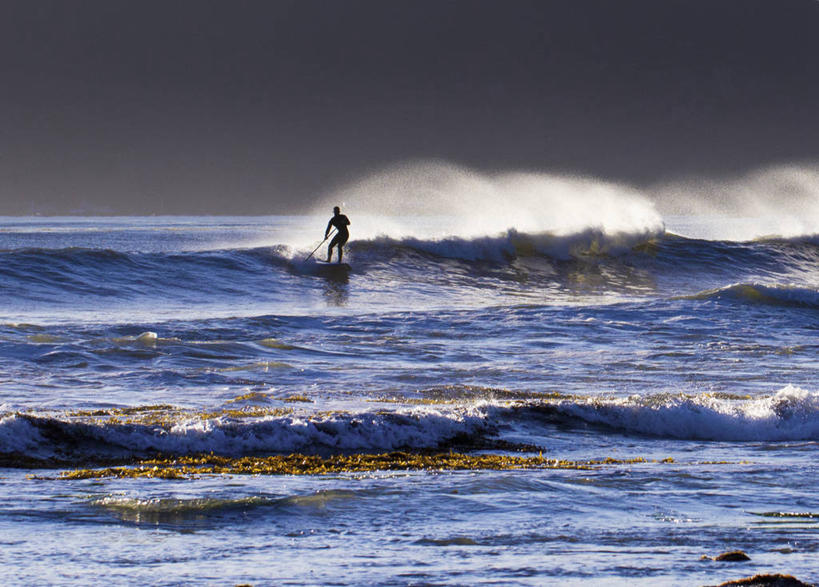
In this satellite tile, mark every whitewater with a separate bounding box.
[1,168,819,584]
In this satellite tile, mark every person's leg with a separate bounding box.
[327,234,341,262]
[337,235,348,263]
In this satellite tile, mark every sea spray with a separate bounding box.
[315,160,665,241]
[655,164,819,240]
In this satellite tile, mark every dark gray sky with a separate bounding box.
[1,0,818,214]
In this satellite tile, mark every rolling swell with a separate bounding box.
[646,233,819,281]
[680,283,819,308]
[329,231,818,285]
[344,231,819,298]
[0,231,817,309]
[0,246,291,305]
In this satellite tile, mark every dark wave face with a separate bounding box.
[0,245,290,305]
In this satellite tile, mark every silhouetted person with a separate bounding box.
[325,206,350,263]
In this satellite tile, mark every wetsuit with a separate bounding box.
[326,213,350,262]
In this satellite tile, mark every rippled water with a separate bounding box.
[1,216,818,585]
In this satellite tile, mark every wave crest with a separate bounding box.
[351,227,661,263]
[0,405,494,463]
[547,385,819,441]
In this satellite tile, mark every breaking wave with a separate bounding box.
[2,228,818,309]
[4,386,819,465]
[544,385,819,441]
[0,405,495,463]
[349,227,660,263]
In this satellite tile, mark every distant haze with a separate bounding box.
[1,0,818,215]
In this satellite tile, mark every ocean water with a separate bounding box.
[1,214,818,585]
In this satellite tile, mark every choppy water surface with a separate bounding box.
[1,216,818,585]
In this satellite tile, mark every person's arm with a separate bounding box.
[325,219,333,238]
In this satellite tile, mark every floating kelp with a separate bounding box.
[710,573,813,587]
[224,391,272,404]
[751,511,819,519]
[410,385,568,402]
[68,404,179,417]
[199,407,293,420]
[277,395,313,403]
[65,405,186,427]
[56,452,672,480]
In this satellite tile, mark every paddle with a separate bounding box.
[304,228,336,262]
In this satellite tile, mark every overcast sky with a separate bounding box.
[1,0,818,214]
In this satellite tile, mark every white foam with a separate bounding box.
[554,385,819,441]
[0,414,47,454]
[136,331,158,344]
[0,405,496,458]
[168,405,492,453]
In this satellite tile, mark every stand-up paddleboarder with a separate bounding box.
[325,206,351,263]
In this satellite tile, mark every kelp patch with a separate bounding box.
[54,452,673,480]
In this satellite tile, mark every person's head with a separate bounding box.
[333,206,340,215]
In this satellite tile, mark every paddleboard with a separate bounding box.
[315,260,352,270]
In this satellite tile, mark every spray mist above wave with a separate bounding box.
[314,161,665,242]
[657,164,819,241]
